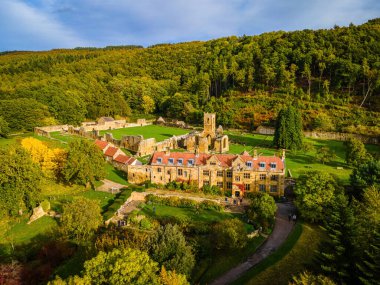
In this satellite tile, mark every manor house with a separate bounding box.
[127,149,286,197]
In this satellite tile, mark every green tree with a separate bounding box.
[289,271,336,285]
[345,137,370,167]
[319,194,356,284]
[0,116,10,138]
[273,106,303,150]
[62,139,106,188]
[60,197,103,241]
[150,224,195,277]
[350,159,380,198]
[50,92,87,125]
[316,146,336,164]
[212,218,248,250]
[0,147,43,216]
[356,229,380,285]
[141,95,156,114]
[246,192,277,229]
[294,171,339,223]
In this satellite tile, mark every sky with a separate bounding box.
[0,0,379,51]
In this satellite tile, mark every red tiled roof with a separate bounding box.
[105,146,119,157]
[114,154,136,165]
[150,151,284,171]
[95,139,109,150]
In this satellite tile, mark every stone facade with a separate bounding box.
[128,150,285,197]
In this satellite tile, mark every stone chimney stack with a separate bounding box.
[253,149,258,160]
[195,146,199,157]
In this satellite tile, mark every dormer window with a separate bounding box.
[188,159,194,166]
[246,161,252,168]
[157,157,162,164]
[259,162,266,168]
[270,162,276,169]
[178,158,183,165]
[168,158,174,165]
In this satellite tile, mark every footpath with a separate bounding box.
[210,202,295,285]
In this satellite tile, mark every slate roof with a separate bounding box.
[150,151,284,171]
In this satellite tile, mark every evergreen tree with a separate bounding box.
[345,137,370,167]
[319,194,356,284]
[356,229,380,285]
[273,106,303,150]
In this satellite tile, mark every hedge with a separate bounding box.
[145,194,223,211]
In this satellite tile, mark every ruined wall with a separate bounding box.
[303,131,379,144]
[137,138,157,156]
[35,125,70,133]
[127,165,151,184]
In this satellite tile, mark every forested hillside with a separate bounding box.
[0,19,379,134]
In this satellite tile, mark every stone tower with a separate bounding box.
[203,113,216,139]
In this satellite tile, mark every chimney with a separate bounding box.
[195,146,199,157]
[253,149,258,160]
[164,147,170,156]
[281,149,286,161]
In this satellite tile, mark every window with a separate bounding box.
[271,175,278,181]
[217,171,223,177]
[246,161,252,168]
[178,169,183,176]
[217,182,224,188]
[243,173,250,179]
[226,171,232,178]
[245,184,251,191]
[168,158,174,165]
[157,157,162,164]
[188,159,194,166]
[227,182,232,189]
[270,162,277,169]
[260,174,266,180]
[178,159,183,165]
[204,180,210,186]
[270,185,278,192]
[259,184,266,192]
[167,170,171,175]
[210,162,217,166]
[235,176,241,182]
[157,168,162,173]
[184,171,187,177]
[203,170,210,176]
[259,162,266,168]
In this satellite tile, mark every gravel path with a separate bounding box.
[96,179,126,193]
[210,202,295,285]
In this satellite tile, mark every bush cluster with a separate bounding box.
[145,194,222,211]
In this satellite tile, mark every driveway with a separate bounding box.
[210,202,295,285]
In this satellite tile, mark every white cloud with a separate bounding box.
[0,0,88,50]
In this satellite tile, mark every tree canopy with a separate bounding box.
[273,106,303,150]
[0,20,379,133]
[62,139,106,188]
[60,197,103,241]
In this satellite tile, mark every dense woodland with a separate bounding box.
[0,19,379,135]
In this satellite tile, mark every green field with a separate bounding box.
[140,204,234,223]
[99,125,189,141]
[234,223,324,285]
[226,131,380,182]
[105,163,129,185]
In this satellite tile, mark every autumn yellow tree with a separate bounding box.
[21,137,67,178]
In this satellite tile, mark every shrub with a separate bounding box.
[40,200,50,212]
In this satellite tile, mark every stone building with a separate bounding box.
[181,113,229,154]
[128,150,286,197]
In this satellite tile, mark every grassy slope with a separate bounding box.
[233,223,323,285]
[226,131,380,182]
[99,125,189,141]
[105,163,129,185]
[140,204,234,223]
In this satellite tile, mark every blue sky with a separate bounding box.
[0,0,379,51]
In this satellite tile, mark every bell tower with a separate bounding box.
[203,113,216,138]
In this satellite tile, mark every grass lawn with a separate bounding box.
[140,204,234,223]
[225,131,380,183]
[99,125,189,141]
[105,163,129,185]
[232,223,323,285]
[197,236,266,284]
[3,216,58,245]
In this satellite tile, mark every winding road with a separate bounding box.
[210,202,295,285]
